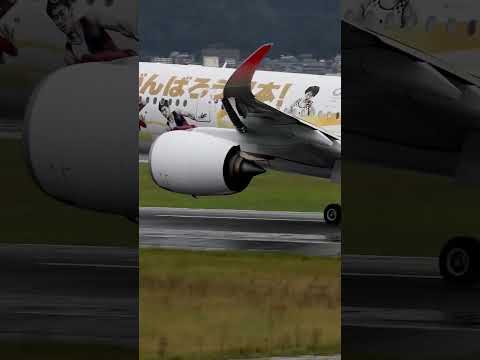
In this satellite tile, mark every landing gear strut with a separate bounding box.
[324,203,342,225]
[439,237,480,286]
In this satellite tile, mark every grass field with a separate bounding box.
[139,163,340,211]
[343,162,480,257]
[1,140,136,246]
[140,249,340,360]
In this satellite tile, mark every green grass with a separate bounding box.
[0,342,136,360]
[0,65,52,88]
[139,163,340,211]
[140,249,340,360]
[343,162,480,257]
[0,140,136,246]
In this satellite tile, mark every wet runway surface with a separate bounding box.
[140,207,341,256]
[343,255,480,358]
[0,244,138,346]
[7,207,479,357]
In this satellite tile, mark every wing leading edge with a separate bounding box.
[222,43,340,143]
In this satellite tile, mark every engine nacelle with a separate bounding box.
[24,62,138,219]
[149,130,265,196]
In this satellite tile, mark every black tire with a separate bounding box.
[439,237,480,286]
[324,203,342,225]
[126,216,139,224]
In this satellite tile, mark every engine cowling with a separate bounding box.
[24,62,138,219]
[149,130,265,196]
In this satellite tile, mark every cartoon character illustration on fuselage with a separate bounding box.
[0,1,138,120]
[0,0,18,63]
[285,85,320,117]
[159,100,207,131]
[342,0,480,79]
[138,62,341,151]
[46,0,138,64]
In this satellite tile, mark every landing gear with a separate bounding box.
[439,237,480,286]
[324,203,342,225]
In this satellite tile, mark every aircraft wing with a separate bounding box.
[222,43,340,144]
[342,20,480,121]
[343,19,480,88]
[341,19,480,182]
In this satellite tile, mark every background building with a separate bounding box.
[201,43,241,67]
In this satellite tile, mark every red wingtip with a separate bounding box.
[227,43,273,88]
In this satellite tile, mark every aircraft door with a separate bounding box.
[195,98,213,125]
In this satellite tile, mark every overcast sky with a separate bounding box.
[139,0,340,58]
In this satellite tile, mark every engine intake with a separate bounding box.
[24,62,138,218]
[149,130,264,196]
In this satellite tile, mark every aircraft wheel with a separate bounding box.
[126,216,139,224]
[439,237,480,286]
[324,203,341,225]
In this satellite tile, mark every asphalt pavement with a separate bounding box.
[0,244,138,346]
[140,207,341,256]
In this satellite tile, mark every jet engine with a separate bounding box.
[24,62,138,219]
[149,130,265,196]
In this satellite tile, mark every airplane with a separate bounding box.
[341,0,480,284]
[0,0,138,120]
[1,0,139,219]
[139,44,342,224]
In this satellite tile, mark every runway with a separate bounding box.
[7,206,478,357]
[0,244,138,346]
[343,255,480,359]
[140,207,341,256]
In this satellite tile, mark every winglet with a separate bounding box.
[224,43,273,97]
